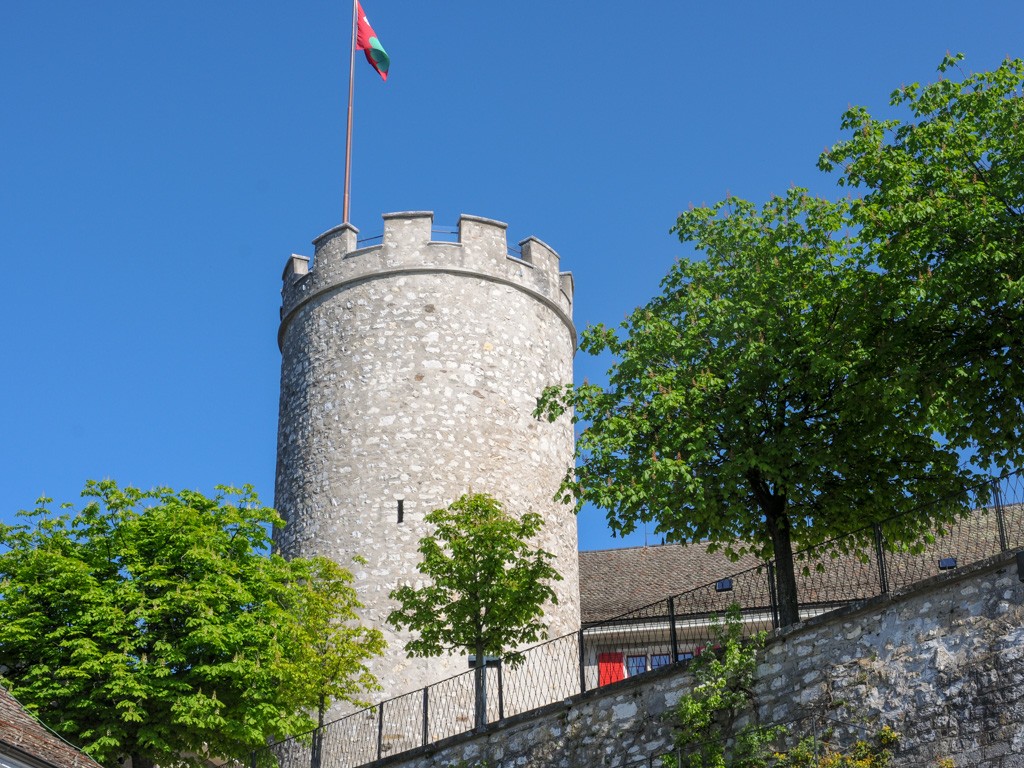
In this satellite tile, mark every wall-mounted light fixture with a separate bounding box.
[467,655,502,669]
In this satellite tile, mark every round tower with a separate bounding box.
[274,211,579,704]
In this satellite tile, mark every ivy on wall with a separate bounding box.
[662,605,902,768]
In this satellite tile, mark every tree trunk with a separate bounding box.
[747,468,800,627]
[473,638,487,730]
[764,497,800,627]
[310,696,326,768]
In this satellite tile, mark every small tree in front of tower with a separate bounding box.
[387,493,562,730]
[278,555,386,768]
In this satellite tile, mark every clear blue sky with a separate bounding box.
[1,1,1021,551]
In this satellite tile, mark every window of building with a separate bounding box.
[626,655,648,677]
[600,650,689,686]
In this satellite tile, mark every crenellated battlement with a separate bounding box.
[279,212,574,349]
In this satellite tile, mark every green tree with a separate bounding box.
[537,189,973,626]
[278,556,385,768]
[820,54,1024,470]
[773,728,898,768]
[387,493,561,729]
[664,606,782,768]
[664,607,899,768]
[0,480,383,768]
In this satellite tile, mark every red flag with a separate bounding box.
[356,2,390,81]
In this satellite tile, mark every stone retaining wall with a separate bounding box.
[370,551,1024,768]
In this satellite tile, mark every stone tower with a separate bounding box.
[274,211,580,704]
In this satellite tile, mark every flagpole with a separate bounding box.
[342,0,358,225]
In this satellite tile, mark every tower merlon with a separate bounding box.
[560,271,575,305]
[281,254,309,283]
[458,214,509,255]
[312,222,360,260]
[382,211,433,247]
[279,212,575,349]
[518,237,574,305]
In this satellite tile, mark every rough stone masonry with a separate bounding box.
[273,212,581,710]
[372,552,1024,768]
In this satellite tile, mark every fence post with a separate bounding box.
[993,479,1009,552]
[668,596,679,662]
[250,751,256,768]
[421,687,429,747]
[578,627,587,694]
[497,662,505,721]
[376,702,384,761]
[766,560,780,630]
[873,523,890,595]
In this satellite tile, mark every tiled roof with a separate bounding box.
[0,687,103,768]
[578,506,1018,625]
[579,542,761,624]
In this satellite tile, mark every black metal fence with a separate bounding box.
[253,469,1023,768]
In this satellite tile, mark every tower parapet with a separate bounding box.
[279,212,574,348]
[274,212,580,713]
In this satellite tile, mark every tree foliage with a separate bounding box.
[773,728,898,768]
[821,53,1024,469]
[277,555,385,768]
[664,607,898,768]
[387,493,561,728]
[281,556,386,716]
[537,188,973,625]
[0,481,383,768]
[664,606,782,768]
